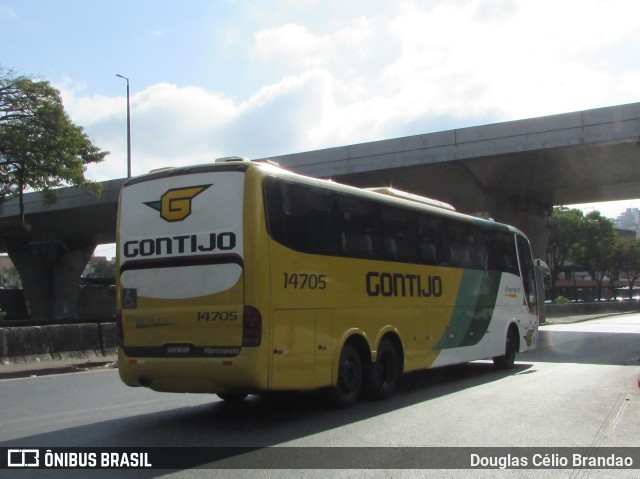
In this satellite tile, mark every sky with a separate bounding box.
[2,0,640,257]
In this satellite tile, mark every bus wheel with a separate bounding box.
[217,392,248,403]
[330,342,363,407]
[368,338,401,400]
[493,327,518,370]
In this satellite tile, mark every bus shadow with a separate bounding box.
[0,362,528,477]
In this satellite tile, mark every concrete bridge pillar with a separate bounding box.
[6,237,95,320]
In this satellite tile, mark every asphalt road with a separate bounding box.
[0,314,639,479]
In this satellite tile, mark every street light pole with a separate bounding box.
[115,74,132,178]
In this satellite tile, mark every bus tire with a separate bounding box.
[493,326,518,370]
[217,392,248,403]
[329,342,363,407]
[367,338,401,400]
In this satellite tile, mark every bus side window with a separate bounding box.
[447,221,480,269]
[302,188,335,255]
[343,231,374,257]
[486,230,519,275]
[419,244,437,265]
[468,230,487,270]
[417,215,446,266]
[338,199,376,259]
[263,178,287,245]
[264,177,336,255]
[380,206,416,263]
[450,243,470,268]
[517,235,537,314]
[282,182,312,252]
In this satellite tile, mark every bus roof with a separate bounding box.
[130,157,521,235]
[364,187,456,211]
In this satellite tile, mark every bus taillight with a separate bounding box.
[242,306,262,347]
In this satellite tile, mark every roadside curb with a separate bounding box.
[540,312,635,325]
[0,355,117,380]
[0,322,118,359]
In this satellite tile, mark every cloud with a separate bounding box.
[60,82,241,180]
[225,69,338,155]
[379,0,640,120]
[57,0,640,184]
[60,72,339,179]
[253,23,325,68]
[252,17,380,82]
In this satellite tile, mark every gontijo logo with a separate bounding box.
[144,185,211,222]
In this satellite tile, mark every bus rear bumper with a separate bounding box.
[117,348,267,394]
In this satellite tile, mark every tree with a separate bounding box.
[608,236,626,301]
[617,236,640,300]
[547,207,585,299]
[89,258,115,278]
[575,211,617,301]
[0,68,108,225]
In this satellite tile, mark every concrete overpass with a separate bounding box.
[1,102,639,320]
[0,179,124,320]
[264,102,640,257]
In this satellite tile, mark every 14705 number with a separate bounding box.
[197,311,238,321]
[283,273,327,290]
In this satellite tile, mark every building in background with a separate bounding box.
[615,208,640,240]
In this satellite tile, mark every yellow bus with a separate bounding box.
[117,157,545,406]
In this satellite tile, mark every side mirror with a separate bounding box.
[534,259,550,276]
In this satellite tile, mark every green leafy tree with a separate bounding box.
[608,236,626,300]
[0,68,108,225]
[575,211,617,301]
[617,236,640,299]
[89,258,115,278]
[547,207,585,299]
